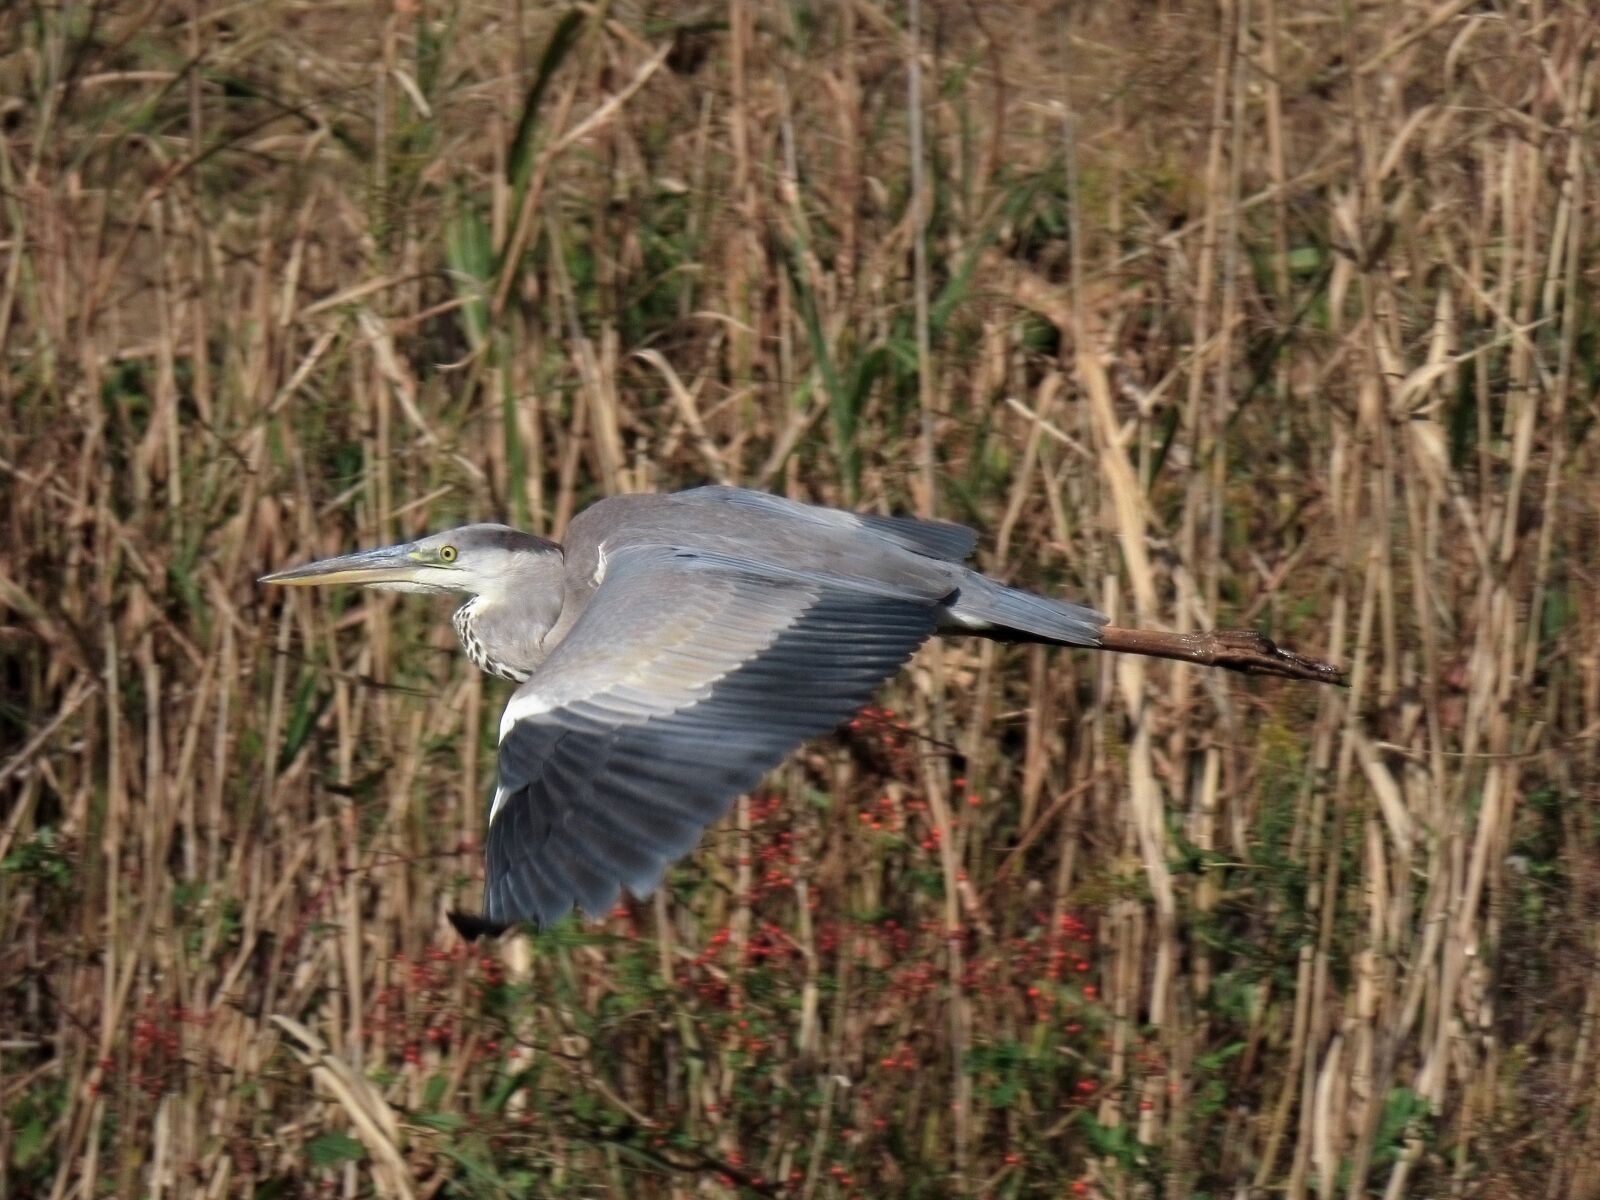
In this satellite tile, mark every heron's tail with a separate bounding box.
[938,573,1106,647]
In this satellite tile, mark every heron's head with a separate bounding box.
[260,524,560,597]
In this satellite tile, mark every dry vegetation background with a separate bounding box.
[2,0,1598,1196]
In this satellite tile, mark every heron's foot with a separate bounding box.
[448,909,513,942]
[1201,630,1347,686]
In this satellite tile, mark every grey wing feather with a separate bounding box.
[942,573,1106,647]
[855,512,977,562]
[680,484,978,562]
[481,544,942,929]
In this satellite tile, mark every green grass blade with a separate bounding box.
[506,9,585,196]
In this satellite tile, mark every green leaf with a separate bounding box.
[13,1115,47,1169]
[277,675,327,772]
[305,1131,367,1167]
[507,10,586,195]
[416,1111,465,1133]
[781,240,854,498]
[930,173,1045,335]
[1146,404,1181,490]
[439,1138,516,1190]
[1373,1086,1431,1164]
[422,1072,449,1111]
[444,206,492,351]
[484,1067,537,1114]
[1197,1041,1246,1072]
[1287,245,1323,274]
[415,4,459,99]
[499,347,528,530]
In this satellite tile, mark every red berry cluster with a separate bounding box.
[746,792,800,897]
[93,992,213,1099]
[368,942,506,1068]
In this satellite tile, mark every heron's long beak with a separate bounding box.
[259,543,426,588]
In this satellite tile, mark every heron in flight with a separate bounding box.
[262,485,1340,937]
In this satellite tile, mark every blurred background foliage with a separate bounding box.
[1,1,1598,1197]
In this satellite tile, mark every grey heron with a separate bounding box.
[262,485,1341,937]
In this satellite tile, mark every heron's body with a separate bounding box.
[449,487,1101,683]
[262,484,1340,936]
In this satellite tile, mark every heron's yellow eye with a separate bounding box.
[439,545,458,563]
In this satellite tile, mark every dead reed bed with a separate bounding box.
[2,1,1598,1196]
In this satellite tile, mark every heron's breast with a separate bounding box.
[452,598,534,683]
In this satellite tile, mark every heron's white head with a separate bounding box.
[260,524,560,598]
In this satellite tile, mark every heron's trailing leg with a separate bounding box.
[1096,626,1345,685]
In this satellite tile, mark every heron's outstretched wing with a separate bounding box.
[471,544,945,931]
[856,511,977,562]
[679,484,979,562]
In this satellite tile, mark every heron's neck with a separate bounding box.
[449,596,522,682]
[449,550,566,683]
[451,583,565,683]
